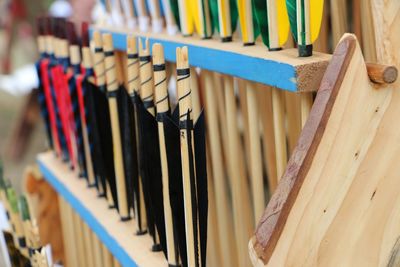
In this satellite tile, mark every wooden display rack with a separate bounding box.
[37,152,165,267]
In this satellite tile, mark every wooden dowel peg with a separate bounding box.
[366,63,398,84]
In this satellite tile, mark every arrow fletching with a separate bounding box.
[209,0,238,41]
[286,0,324,56]
[237,0,260,45]
[254,0,289,50]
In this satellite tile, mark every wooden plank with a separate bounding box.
[37,152,166,267]
[90,26,331,92]
[251,29,400,266]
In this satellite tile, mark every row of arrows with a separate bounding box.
[100,0,324,56]
[0,163,49,267]
[36,17,207,266]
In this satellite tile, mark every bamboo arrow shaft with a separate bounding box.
[127,35,148,234]
[72,44,96,188]
[177,46,200,267]
[139,38,156,116]
[92,32,115,209]
[102,33,130,220]
[153,43,178,265]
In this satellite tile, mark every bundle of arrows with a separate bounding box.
[36,16,208,267]
[0,162,51,267]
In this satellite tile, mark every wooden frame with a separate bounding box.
[250,30,400,266]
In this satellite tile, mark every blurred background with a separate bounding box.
[0,0,98,193]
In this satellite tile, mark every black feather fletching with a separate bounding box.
[193,111,208,266]
[163,106,208,267]
[136,97,167,254]
[164,106,187,266]
[81,78,107,196]
[92,84,118,209]
[116,85,136,216]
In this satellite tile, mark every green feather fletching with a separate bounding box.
[6,187,19,214]
[19,195,30,221]
[286,0,298,42]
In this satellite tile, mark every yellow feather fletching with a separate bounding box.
[309,0,324,43]
[276,0,290,47]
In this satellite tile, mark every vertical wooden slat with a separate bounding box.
[246,82,265,224]
[300,93,313,128]
[272,88,287,181]
[203,70,237,267]
[224,76,254,266]
[284,91,301,154]
[258,86,278,194]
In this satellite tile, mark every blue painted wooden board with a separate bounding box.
[37,154,139,267]
[90,27,331,92]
